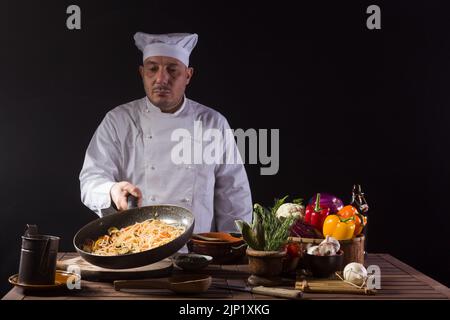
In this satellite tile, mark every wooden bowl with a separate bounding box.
[290,235,365,266]
[169,275,212,293]
[246,248,286,277]
[187,232,247,264]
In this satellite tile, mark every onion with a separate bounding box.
[308,193,344,214]
[343,262,368,286]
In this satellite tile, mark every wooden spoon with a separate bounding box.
[114,274,212,294]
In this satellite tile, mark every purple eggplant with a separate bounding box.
[308,193,343,214]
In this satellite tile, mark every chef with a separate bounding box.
[79,32,253,232]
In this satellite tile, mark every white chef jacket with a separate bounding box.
[79,96,253,233]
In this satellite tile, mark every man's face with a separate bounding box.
[139,56,193,112]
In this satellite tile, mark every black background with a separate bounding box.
[1,0,449,297]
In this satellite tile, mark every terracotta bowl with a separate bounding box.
[303,250,344,278]
[187,232,247,264]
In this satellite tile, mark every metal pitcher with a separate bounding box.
[18,225,60,285]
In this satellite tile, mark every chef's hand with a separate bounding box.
[110,181,143,211]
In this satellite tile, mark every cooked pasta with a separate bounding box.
[83,219,185,256]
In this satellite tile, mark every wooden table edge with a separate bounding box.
[3,253,449,300]
[378,254,450,299]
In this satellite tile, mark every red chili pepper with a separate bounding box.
[304,193,331,231]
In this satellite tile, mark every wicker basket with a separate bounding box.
[289,235,365,269]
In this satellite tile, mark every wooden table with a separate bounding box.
[3,252,449,300]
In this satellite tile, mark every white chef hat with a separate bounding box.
[134,32,198,67]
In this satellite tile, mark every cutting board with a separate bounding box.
[57,256,173,281]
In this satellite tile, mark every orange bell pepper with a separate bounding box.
[338,205,367,236]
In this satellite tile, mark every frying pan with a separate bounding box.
[73,197,195,269]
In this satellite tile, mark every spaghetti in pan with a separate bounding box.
[83,219,185,256]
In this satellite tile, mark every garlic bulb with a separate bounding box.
[317,242,337,256]
[343,262,368,286]
[315,236,340,256]
[320,236,340,252]
[306,245,319,255]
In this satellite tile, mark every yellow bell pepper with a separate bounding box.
[336,205,367,236]
[322,215,356,240]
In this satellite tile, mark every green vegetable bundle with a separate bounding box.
[235,196,298,251]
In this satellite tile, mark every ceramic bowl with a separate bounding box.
[174,253,213,271]
[303,250,344,278]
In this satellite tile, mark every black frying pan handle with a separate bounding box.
[127,195,139,209]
